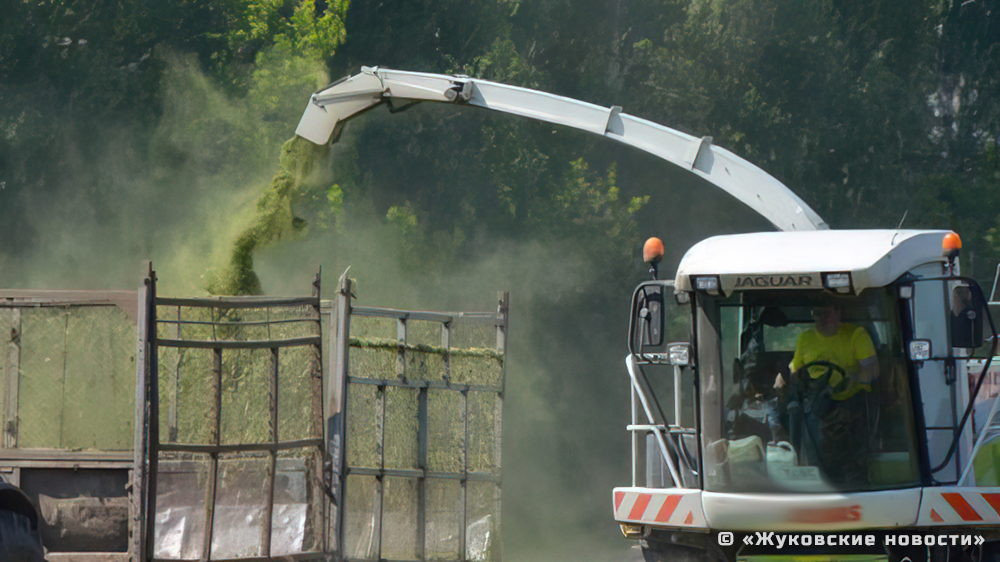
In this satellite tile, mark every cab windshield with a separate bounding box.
[698,288,921,493]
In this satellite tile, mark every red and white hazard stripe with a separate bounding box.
[918,487,1000,525]
[613,487,707,528]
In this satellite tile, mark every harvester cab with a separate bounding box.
[620,230,1000,561]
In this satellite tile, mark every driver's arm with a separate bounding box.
[775,333,808,389]
[857,356,879,385]
[852,327,879,385]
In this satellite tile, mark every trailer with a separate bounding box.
[0,269,507,561]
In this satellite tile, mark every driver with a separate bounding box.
[775,302,879,484]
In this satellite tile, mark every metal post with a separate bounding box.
[202,346,223,560]
[310,271,326,555]
[496,293,509,396]
[631,386,641,487]
[417,385,428,561]
[459,389,468,562]
[493,291,509,560]
[263,347,279,556]
[376,384,386,559]
[5,308,21,449]
[673,365,683,426]
[144,265,160,562]
[168,306,180,443]
[132,271,150,562]
[331,273,353,555]
[442,322,451,383]
[397,318,407,381]
[58,310,69,448]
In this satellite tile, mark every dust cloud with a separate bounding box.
[0,49,768,562]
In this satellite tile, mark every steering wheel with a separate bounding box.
[789,360,850,412]
[783,360,850,462]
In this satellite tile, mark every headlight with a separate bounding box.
[909,340,931,361]
[668,343,691,366]
[693,275,720,293]
[822,272,852,291]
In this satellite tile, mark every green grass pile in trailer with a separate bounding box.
[156,303,321,445]
[0,306,136,451]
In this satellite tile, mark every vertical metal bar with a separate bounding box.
[332,274,353,556]
[306,304,324,556]
[144,267,161,562]
[376,384,386,560]
[492,291,509,557]
[459,388,468,561]
[263,347,279,557]
[5,308,21,449]
[390,316,403,558]
[168,306,180,443]
[310,272,326,555]
[442,322,451,383]
[417,385,428,561]
[631,386,641,487]
[202,346,223,561]
[132,276,150,562]
[673,365,683,426]
[311,329,324,441]
[397,318,407,380]
[58,309,69,448]
[496,293,509,396]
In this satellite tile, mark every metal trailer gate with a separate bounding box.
[329,275,508,562]
[0,289,140,561]
[0,269,507,562]
[142,271,328,561]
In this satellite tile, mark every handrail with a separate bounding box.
[626,355,684,487]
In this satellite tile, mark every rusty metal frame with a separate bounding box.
[331,284,509,562]
[146,273,326,562]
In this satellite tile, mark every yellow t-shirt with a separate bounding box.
[789,323,876,401]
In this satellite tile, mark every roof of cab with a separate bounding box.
[674,230,952,293]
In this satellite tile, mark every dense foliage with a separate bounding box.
[1,0,998,558]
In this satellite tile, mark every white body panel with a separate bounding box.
[612,488,972,532]
[701,489,922,531]
[296,67,827,232]
[675,230,950,293]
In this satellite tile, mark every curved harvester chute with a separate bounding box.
[296,66,827,232]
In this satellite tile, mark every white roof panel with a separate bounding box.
[675,230,952,293]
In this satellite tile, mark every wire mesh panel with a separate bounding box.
[330,285,508,562]
[150,293,327,562]
[13,304,136,450]
[0,290,139,561]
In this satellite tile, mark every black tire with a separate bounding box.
[640,541,711,562]
[0,510,45,562]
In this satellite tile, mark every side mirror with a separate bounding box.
[639,285,665,347]
[951,285,985,349]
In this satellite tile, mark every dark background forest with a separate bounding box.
[1,0,998,559]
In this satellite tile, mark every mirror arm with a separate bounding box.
[628,286,642,356]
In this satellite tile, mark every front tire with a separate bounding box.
[640,541,711,562]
